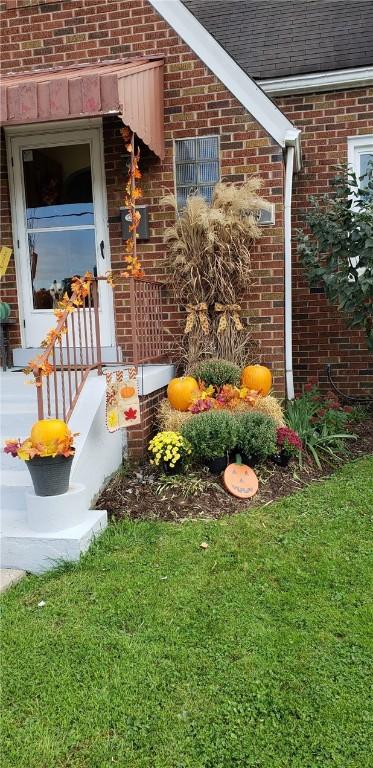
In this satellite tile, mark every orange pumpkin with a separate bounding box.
[241,365,272,396]
[167,376,199,412]
[30,419,70,451]
[120,384,135,399]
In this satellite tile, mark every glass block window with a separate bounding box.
[175,136,220,208]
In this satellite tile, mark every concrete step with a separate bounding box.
[1,470,32,511]
[0,568,26,592]
[1,504,107,573]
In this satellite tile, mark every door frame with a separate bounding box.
[5,117,115,348]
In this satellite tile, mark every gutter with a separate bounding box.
[259,65,373,96]
[284,144,295,400]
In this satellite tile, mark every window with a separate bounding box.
[347,135,372,279]
[174,136,220,208]
[348,135,373,189]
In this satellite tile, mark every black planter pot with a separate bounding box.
[272,450,291,468]
[240,452,259,468]
[230,450,260,468]
[162,461,182,475]
[26,454,74,497]
[205,455,229,474]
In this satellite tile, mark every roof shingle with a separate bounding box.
[183,0,373,79]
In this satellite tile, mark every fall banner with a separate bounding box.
[106,368,140,432]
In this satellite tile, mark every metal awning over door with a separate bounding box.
[0,57,165,158]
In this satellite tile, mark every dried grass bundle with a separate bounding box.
[157,399,194,432]
[253,395,285,426]
[162,181,269,305]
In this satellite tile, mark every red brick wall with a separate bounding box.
[0,0,286,393]
[126,386,167,458]
[277,89,373,396]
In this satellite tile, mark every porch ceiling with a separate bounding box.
[0,57,165,159]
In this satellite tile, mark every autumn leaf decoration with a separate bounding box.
[120,126,144,279]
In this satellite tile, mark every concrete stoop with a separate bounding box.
[0,370,118,574]
[1,485,107,574]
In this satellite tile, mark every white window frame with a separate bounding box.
[173,135,221,208]
[347,134,373,189]
[347,135,373,279]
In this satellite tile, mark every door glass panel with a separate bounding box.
[29,230,96,309]
[23,144,94,228]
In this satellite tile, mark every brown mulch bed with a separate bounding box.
[95,419,373,522]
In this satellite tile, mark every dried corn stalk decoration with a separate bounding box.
[121,127,144,278]
[162,181,270,366]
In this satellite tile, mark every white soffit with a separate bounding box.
[149,0,300,152]
[259,66,373,96]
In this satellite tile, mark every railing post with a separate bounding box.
[34,368,44,419]
[129,277,139,365]
[92,279,103,375]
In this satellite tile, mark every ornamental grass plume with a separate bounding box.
[162,181,269,306]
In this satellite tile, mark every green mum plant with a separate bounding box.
[236,411,277,460]
[190,359,241,389]
[297,162,373,350]
[181,410,238,460]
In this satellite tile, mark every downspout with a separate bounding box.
[284,144,295,400]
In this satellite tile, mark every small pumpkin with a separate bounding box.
[120,384,136,399]
[30,418,70,453]
[241,364,272,396]
[167,376,199,412]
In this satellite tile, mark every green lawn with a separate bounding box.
[1,457,372,768]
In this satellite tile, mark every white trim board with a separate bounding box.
[259,66,373,96]
[149,0,300,161]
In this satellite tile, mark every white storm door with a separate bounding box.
[10,126,114,348]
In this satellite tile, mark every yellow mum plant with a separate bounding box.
[148,431,192,470]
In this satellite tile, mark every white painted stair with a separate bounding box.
[1,364,174,574]
[0,370,122,574]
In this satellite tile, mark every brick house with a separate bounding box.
[0,0,372,413]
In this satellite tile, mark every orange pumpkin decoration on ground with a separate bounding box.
[167,376,199,412]
[120,384,136,399]
[30,419,70,452]
[241,365,272,396]
[224,456,259,499]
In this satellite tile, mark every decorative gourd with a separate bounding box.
[241,364,272,396]
[30,419,70,453]
[167,376,199,412]
[0,302,11,321]
[120,384,136,399]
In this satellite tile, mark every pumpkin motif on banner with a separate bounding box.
[106,368,141,432]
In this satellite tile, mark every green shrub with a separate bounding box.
[181,410,238,459]
[190,359,241,388]
[285,387,356,467]
[236,412,276,460]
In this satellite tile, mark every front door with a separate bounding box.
[9,126,114,348]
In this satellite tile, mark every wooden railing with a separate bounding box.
[33,275,165,422]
